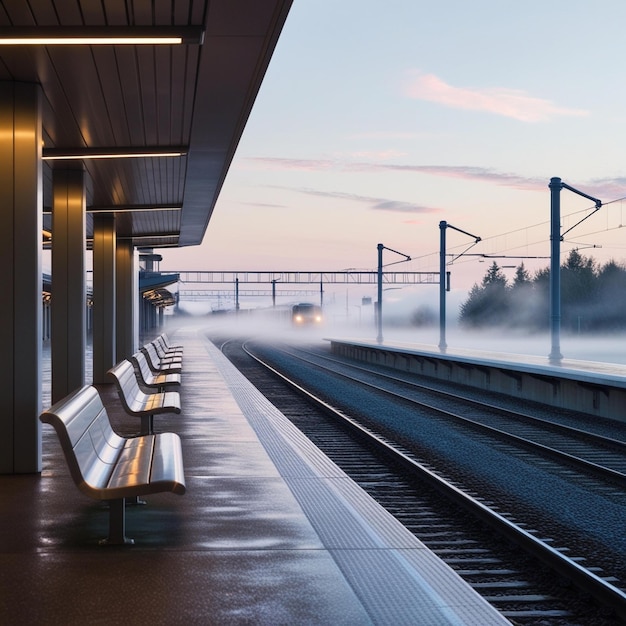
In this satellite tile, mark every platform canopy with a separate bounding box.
[140,271,180,308]
[0,0,293,249]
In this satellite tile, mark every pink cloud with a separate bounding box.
[295,188,441,214]
[404,71,589,122]
[586,177,626,199]
[345,163,545,192]
[243,156,543,190]
[243,157,626,199]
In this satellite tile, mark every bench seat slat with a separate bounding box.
[157,355,182,365]
[156,372,181,385]
[149,432,187,494]
[123,387,181,415]
[107,437,155,491]
[106,435,186,497]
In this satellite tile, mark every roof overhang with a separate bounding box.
[0,1,293,249]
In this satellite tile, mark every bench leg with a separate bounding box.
[126,495,147,506]
[140,414,154,435]
[100,498,134,546]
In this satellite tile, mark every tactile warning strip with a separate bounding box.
[204,338,509,625]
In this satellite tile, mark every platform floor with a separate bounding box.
[0,328,509,625]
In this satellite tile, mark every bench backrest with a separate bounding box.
[152,339,172,360]
[161,333,178,349]
[142,342,162,369]
[154,335,167,350]
[108,359,140,397]
[155,334,181,353]
[142,342,179,371]
[40,386,124,498]
[132,350,154,383]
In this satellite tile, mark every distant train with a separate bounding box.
[292,303,323,325]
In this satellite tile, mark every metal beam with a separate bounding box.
[178,289,320,301]
[175,271,439,285]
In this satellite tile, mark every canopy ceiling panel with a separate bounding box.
[0,0,293,248]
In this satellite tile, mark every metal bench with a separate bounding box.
[131,350,181,392]
[160,332,183,352]
[107,359,181,435]
[154,334,183,357]
[141,342,183,375]
[40,385,186,545]
[151,338,183,365]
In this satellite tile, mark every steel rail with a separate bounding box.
[300,345,626,455]
[279,344,626,486]
[241,340,626,621]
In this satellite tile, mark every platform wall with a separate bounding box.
[329,341,626,423]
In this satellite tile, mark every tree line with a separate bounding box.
[459,250,626,332]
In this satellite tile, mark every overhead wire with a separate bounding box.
[406,194,626,274]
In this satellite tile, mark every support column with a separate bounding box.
[0,82,42,474]
[549,177,563,363]
[439,221,447,350]
[51,168,86,403]
[115,240,136,361]
[92,215,116,384]
[376,243,383,344]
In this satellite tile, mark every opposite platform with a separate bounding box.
[328,336,626,423]
[0,328,508,625]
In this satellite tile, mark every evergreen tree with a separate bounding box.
[531,267,550,331]
[560,249,597,332]
[511,263,531,287]
[458,253,626,332]
[508,263,538,329]
[459,262,509,327]
[482,261,508,288]
[459,282,490,327]
[591,260,626,330]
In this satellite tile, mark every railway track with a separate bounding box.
[270,343,626,488]
[215,333,626,625]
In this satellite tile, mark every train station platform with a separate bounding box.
[328,336,626,423]
[0,327,508,625]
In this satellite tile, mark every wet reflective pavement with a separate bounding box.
[0,328,508,625]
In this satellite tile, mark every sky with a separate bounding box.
[160,0,626,308]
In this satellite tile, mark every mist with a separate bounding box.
[167,291,626,366]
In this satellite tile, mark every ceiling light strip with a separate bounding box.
[123,234,180,240]
[0,26,204,45]
[42,146,188,160]
[88,204,183,213]
[42,204,182,214]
